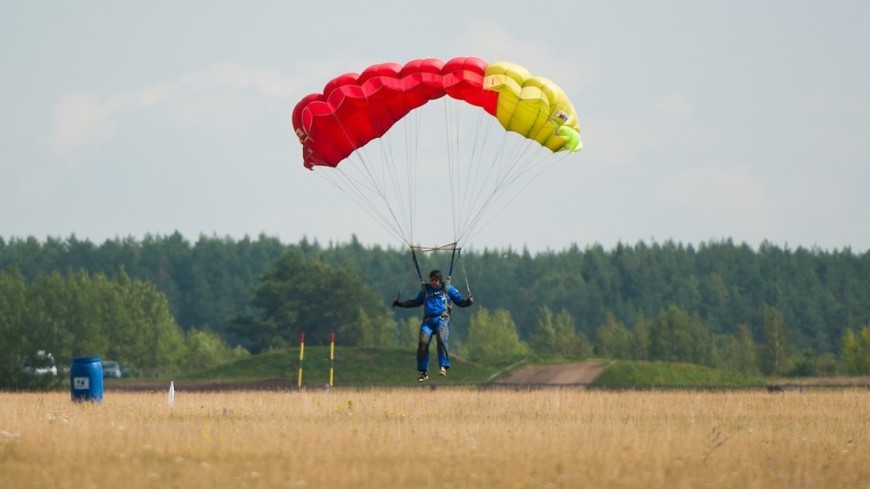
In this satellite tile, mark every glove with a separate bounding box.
[467,296,474,305]
[392,300,400,308]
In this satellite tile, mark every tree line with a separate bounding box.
[0,267,248,389]
[2,233,870,383]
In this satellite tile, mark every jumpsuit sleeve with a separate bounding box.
[396,290,424,308]
[448,285,473,307]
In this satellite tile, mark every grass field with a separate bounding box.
[2,388,868,489]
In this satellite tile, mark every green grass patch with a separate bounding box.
[591,360,767,389]
[184,346,502,386]
[184,349,769,389]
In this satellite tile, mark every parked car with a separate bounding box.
[101,361,122,379]
[22,351,57,376]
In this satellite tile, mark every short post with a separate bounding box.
[297,332,305,388]
[329,332,336,387]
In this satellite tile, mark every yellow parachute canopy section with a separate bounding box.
[483,61,583,152]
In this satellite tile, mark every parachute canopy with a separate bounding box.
[292,57,582,170]
[291,57,583,249]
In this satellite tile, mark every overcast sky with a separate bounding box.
[3,1,868,253]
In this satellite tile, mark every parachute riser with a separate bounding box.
[406,242,471,298]
[408,242,460,283]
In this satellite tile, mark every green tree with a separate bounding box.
[106,268,150,369]
[528,305,557,354]
[721,324,760,375]
[841,325,870,375]
[183,329,250,372]
[341,307,399,347]
[1,267,187,385]
[735,324,760,375]
[595,312,632,359]
[122,277,186,374]
[552,309,591,357]
[649,304,715,366]
[787,348,820,377]
[631,314,651,360]
[4,234,870,367]
[236,251,390,352]
[465,307,528,363]
[0,270,32,388]
[760,307,791,376]
[649,305,686,362]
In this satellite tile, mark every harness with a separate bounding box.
[421,280,452,321]
[401,243,471,321]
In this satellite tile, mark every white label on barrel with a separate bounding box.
[74,377,90,389]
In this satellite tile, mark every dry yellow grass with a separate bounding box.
[1,388,868,488]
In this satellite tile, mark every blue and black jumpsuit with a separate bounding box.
[397,282,472,373]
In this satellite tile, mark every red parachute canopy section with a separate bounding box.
[292,57,498,169]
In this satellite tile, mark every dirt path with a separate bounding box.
[492,361,607,385]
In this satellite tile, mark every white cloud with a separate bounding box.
[49,93,127,153]
[47,64,300,154]
[177,64,297,99]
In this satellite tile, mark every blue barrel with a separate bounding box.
[70,356,103,402]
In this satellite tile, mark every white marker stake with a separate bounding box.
[168,381,175,407]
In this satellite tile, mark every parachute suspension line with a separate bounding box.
[456,109,541,244]
[318,105,434,249]
[409,246,424,284]
[365,97,416,248]
[311,123,418,248]
[461,146,569,246]
[455,129,565,246]
[460,254,472,296]
[352,84,432,249]
[313,162,404,243]
[448,244,459,279]
[351,105,426,250]
[402,109,421,247]
[428,104,560,250]
[457,106,498,243]
[453,131,514,244]
[350,148,412,244]
[442,99,463,246]
[441,98,503,247]
[442,242,472,297]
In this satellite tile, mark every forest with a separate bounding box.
[2,232,870,386]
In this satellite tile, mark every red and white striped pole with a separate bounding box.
[329,332,336,386]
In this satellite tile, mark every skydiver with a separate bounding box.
[393,269,473,382]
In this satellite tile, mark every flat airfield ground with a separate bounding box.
[1,387,868,489]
